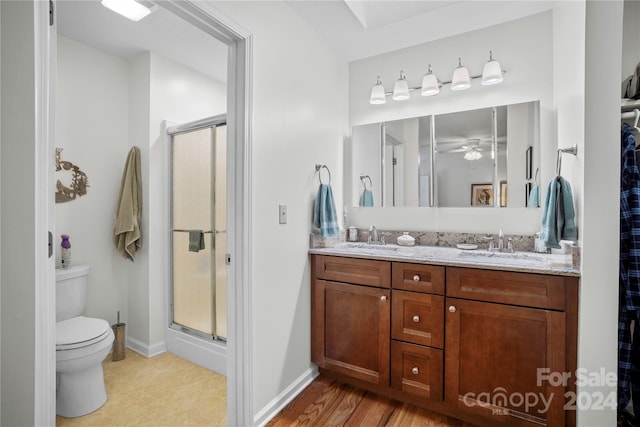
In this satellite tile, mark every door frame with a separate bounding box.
[34,0,254,425]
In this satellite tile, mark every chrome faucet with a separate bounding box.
[368,225,384,245]
[483,229,514,253]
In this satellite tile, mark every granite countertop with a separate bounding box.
[309,242,580,277]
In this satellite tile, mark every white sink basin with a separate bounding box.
[457,250,549,267]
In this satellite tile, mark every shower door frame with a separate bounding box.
[167,115,227,343]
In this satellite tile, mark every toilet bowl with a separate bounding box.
[56,316,115,418]
[55,266,115,418]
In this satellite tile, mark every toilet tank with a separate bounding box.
[56,265,90,322]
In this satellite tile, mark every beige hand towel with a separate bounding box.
[114,146,142,261]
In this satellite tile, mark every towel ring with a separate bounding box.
[556,145,578,176]
[360,175,372,191]
[315,164,331,185]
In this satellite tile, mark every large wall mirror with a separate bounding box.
[351,100,540,208]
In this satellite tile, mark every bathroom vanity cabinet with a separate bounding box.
[311,254,579,427]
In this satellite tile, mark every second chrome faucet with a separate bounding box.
[483,229,514,253]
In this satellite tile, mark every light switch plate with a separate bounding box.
[279,204,287,224]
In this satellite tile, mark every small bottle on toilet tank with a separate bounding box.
[61,234,71,269]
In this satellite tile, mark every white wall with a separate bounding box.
[348,11,553,234]
[55,35,131,326]
[55,37,227,351]
[1,2,37,424]
[580,1,622,425]
[207,1,349,418]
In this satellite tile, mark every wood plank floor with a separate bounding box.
[267,376,478,427]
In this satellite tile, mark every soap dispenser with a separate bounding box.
[397,232,415,247]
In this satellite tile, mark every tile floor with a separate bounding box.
[56,350,227,426]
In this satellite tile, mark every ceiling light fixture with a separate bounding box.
[369,76,387,105]
[451,57,471,91]
[101,0,153,22]
[369,51,505,105]
[464,147,483,161]
[392,71,410,101]
[481,51,504,85]
[420,65,440,97]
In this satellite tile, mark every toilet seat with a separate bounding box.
[57,316,112,351]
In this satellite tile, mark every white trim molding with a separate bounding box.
[126,337,167,358]
[254,367,319,427]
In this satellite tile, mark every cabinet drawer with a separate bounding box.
[392,263,444,294]
[391,341,443,401]
[392,290,444,348]
[447,267,566,310]
[314,255,390,288]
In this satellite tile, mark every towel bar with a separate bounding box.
[172,229,213,234]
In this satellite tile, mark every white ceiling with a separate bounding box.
[56,1,554,84]
[56,0,229,83]
[285,0,554,61]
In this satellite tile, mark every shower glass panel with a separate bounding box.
[171,124,227,340]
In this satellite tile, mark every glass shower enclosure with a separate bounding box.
[170,119,227,341]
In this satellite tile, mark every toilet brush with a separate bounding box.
[112,310,126,361]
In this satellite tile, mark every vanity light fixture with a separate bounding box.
[369,51,505,105]
[392,71,411,101]
[101,0,154,22]
[369,76,387,105]
[420,65,440,96]
[481,51,504,85]
[451,57,471,91]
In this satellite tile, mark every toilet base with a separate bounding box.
[56,363,107,418]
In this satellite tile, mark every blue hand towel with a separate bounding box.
[188,230,205,252]
[528,185,540,208]
[313,184,340,237]
[360,189,374,207]
[540,176,577,249]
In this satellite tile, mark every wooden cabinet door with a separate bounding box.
[312,280,390,386]
[445,298,566,427]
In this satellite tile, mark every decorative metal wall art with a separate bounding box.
[55,148,89,203]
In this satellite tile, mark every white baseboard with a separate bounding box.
[254,366,319,427]
[165,328,227,375]
[126,336,167,358]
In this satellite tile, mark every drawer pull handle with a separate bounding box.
[380,296,387,302]
[449,305,456,313]
[411,367,419,375]
[412,315,420,323]
[413,275,420,282]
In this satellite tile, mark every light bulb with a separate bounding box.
[420,65,440,96]
[392,71,410,101]
[369,76,387,105]
[481,51,504,86]
[451,58,471,91]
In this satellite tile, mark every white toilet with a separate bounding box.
[56,265,115,418]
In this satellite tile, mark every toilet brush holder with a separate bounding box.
[112,311,126,362]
